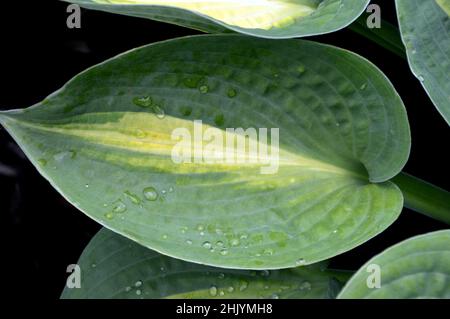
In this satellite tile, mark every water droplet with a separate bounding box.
[135,289,142,296]
[240,234,248,240]
[162,234,168,240]
[271,293,279,299]
[260,270,270,277]
[133,96,152,108]
[230,238,240,247]
[227,286,234,293]
[263,248,274,256]
[125,286,132,292]
[160,266,165,272]
[216,241,224,247]
[124,191,141,205]
[296,258,306,266]
[209,286,218,297]
[239,280,249,291]
[37,158,47,166]
[104,212,114,220]
[202,241,212,249]
[153,105,165,119]
[299,281,312,291]
[85,184,89,188]
[168,187,174,193]
[199,85,209,94]
[227,88,237,98]
[273,73,279,78]
[214,114,225,126]
[333,229,338,234]
[220,248,228,256]
[135,280,143,288]
[180,226,188,234]
[218,273,225,279]
[143,187,158,201]
[199,231,205,236]
[112,200,127,214]
[360,83,367,90]
[91,263,96,268]
[186,239,193,245]
[54,151,69,162]
[219,291,225,296]
[197,224,205,232]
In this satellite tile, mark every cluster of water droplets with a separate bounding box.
[103,185,173,221]
[123,279,146,297]
[132,96,165,119]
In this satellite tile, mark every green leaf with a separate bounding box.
[437,0,450,16]
[65,0,370,38]
[61,228,351,299]
[0,35,410,269]
[396,0,450,125]
[338,230,450,299]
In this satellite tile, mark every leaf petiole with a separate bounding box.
[393,172,450,225]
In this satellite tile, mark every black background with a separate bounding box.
[0,0,448,299]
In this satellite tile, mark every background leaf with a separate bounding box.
[338,230,450,299]
[396,0,450,125]
[0,35,410,269]
[65,0,370,39]
[61,228,351,299]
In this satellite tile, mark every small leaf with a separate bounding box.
[338,230,450,299]
[65,0,370,38]
[396,0,450,125]
[61,228,349,299]
[0,35,410,269]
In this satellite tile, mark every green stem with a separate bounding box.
[393,172,450,225]
[348,14,406,59]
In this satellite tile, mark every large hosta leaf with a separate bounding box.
[396,0,450,125]
[0,35,410,269]
[61,228,350,299]
[65,0,370,38]
[338,230,450,299]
